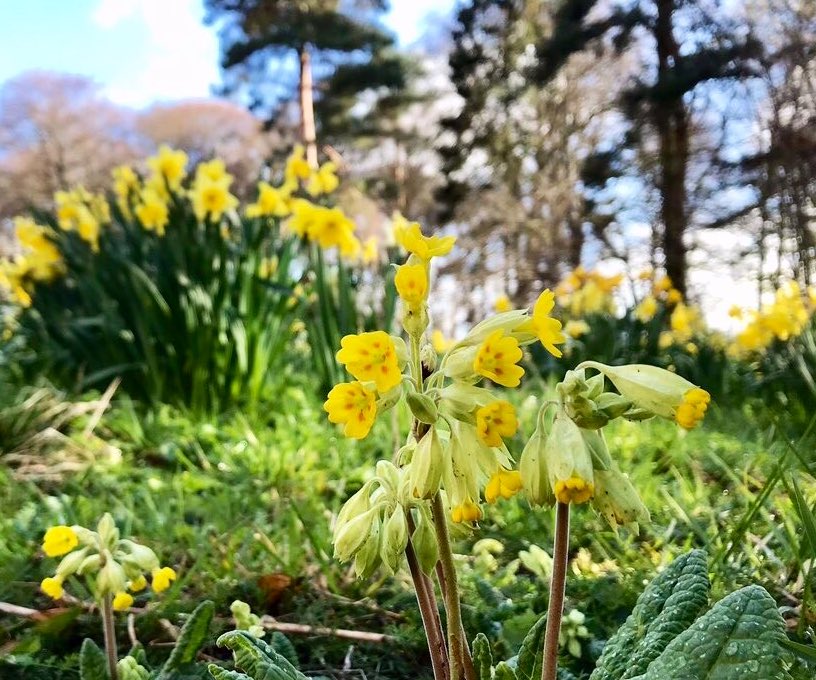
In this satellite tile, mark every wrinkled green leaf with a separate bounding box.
[159,600,215,676]
[79,638,108,680]
[472,632,493,680]
[591,549,710,680]
[516,612,547,680]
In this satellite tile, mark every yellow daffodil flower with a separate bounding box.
[634,295,658,323]
[285,145,312,182]
[147,145,188,190]
[306,161,340,196]
[564,320,589,338]
[191,176,239,222]
[135,189,170,236]
[246,181,292,218]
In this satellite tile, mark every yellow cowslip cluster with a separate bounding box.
[675,387,711,430]
[38,514,177,613]
[555,266,622,317]
[732,281,813,355]
[191,159,239,222]
[0,218,64,307]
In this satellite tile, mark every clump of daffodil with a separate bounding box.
[0,218,65,309]
[54,187,110,252]
[38,513,177,611]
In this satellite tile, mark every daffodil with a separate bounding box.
[135,189,169,236]
[336,331,402,392]
[564,320,589,338]
[324,381,378,439]
[285,145,312,182]
[476,400,517,447]
[309,207,357,253]
[191,176,239,222]
[307,161,340,196]
[147,145,188,190]
[494,295,511,313]
[361,237,379,265]
[474,329,525,387]
[484,468,523,503]
[634,296,658,323]
[246,181,292,218]
[42,526,78,557]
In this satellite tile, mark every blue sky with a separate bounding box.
[0,0,452,108]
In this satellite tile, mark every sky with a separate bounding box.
[0,0,452,108]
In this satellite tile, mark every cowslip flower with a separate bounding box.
[451,500,482,524]
[147,145,188,190]
[527,290,565,358]
[485,468,523,503]
[394,217,455,261]
[674,387,710,429]
[473,329,524,387]
[42,526,78,557]
[547,412,595,505]
[324,382,378,439]
[336,331,402,392]
[394,264,428,307]
[307,161,340,196]
[129,574,147,592]
[476,401,517,447]
[40,575,64,599]
[112,591,134,611]
[151,566,177,593]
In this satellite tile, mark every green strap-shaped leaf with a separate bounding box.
[215,631,306,680]
[472,632,493,680]
[591,549,710,680]
[80,638,109,680]
[160,601,215,675]
[516,613,548,680]
[632,585,789,680]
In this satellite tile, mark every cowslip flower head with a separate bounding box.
[324,381,378,439]
[147,145,188,190]
[42,526,78,557]
[577,361,711,430]
[485,468,523,503]
[393,216,455,261]
[151,566,177,593]
[394,263,428,307]
[476,400,518,447]
[336,331,402,393]
[473,329,525,387]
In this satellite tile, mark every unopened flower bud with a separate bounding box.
[410,428,443,499]
[96,513,119,550]
[97,555,128,597]
[580,428,612,471]
[406,391,439,424]
[380,508,408,573]
[420,342,437,372]
[334,507,380,563]
[375,460,400,492]
[353,516,382,579]
[594,392,633,420]
[56,547,89,578]
[78,553,102,575]
[120,540,159,573]
[337,482,374,527]
[592,464,650,532]
[402,304,429,339]
[519,425,554,507]
[411,510,439,574]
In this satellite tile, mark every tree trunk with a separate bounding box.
[298,46,318,169]
[654,0,689,295]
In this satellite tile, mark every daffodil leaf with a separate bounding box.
[590,549,710,680]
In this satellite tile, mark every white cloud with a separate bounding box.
[92,0,219,108]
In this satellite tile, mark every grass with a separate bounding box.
[0,379,814,678]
